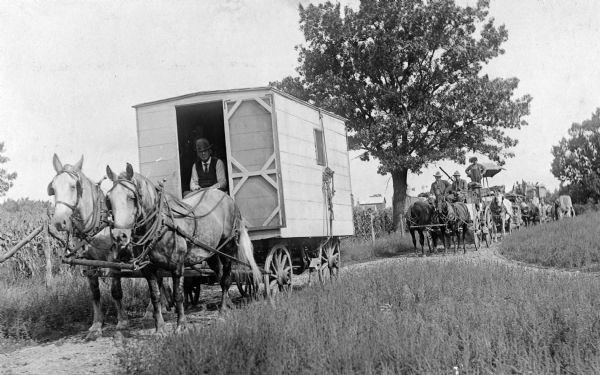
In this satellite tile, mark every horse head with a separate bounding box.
[106,163,158,251]
[48,154,85,232]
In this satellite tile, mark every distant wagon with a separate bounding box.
[132,87,354,292]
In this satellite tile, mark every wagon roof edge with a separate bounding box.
[131,86,348,122]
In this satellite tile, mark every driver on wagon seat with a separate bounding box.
[189,138,228,194]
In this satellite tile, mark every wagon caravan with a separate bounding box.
[134,87,354,283]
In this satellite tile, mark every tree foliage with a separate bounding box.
[551,108,600,203]
[272,0,531,229]
[0,142,17,197]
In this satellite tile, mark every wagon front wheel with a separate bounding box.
[263,244,293,299]
[319,237,340,284]
[236,274,258,299]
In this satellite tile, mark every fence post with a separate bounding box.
[44,223,53,287]
[370,212,375,243]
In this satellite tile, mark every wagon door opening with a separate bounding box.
[175,101,228,195]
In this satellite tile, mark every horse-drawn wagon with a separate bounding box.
[39,87,354,336]
[132,86,354,293]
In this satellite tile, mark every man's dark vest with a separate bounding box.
[195,158,218,188]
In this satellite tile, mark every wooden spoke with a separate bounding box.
[318,237,341,284]
[263,244,292,299]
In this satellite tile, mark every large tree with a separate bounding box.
[0,142,17,197]
[551,108,600,203]
[272,0,531,229]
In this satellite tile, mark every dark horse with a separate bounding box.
[440,200,472,254]
[106,163,261,334]
[521,202,540,227]
[407,200,446,256]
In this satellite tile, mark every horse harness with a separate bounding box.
[108,178,243,270]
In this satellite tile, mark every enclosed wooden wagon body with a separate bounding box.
[132,87,354,287]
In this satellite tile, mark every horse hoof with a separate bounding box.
[85,330,102,341]
[116,320,129,330]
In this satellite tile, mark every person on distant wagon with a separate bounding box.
[465,156,487,189]
[430,171,450,211]
[189,138,227,193]
[449,170,468,202]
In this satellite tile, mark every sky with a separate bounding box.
[1,0,599,205]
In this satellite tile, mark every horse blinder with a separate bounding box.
[47,181,55,196]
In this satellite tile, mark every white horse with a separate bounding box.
[489,193,513,241]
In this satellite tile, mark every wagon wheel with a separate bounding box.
[236,272,258,299]
[263,244,293,299]
[318,237,341,284]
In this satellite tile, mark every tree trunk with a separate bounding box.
[391,168,409,232]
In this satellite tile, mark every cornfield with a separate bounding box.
[0,199,65,281]
[353,206,394,240]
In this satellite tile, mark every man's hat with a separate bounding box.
[453,171,460,176]
[469,156,478,163]
[195,138,212,152]
[434,171,442,177]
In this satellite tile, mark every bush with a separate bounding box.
[120,261,600,374]
[500,212,600,269]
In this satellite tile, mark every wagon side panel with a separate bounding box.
[273,93,353,238]
[136,106,181,197]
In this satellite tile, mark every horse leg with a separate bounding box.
[220,257,234,310]
[142,267,166,335]
[462,224,467,254]
[158,277,173,311]
[86,273,103,340]
[111,276,129,330]
[409,229,418,256]
[418,230,425,256]
[440,230,448,256]
[143,277,170,320]
[173,262,186,333]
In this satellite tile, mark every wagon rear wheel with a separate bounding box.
[318,237,340,284]
[263,244,293,299]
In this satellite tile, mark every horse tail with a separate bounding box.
[237,217,262,285]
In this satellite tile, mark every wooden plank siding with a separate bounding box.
[273,93,354,238]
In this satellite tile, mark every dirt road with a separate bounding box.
[0,244,558,375]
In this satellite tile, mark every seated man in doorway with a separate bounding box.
[465,156,487,190]
[189,138,228,193]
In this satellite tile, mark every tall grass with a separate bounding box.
[342,232,415,264]
[0,273,148,342]
[120,261,600,374]
[500,212,600,269]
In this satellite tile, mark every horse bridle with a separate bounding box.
[48,170,82,212]
[48,170,108,238]
[107,178,146,230]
